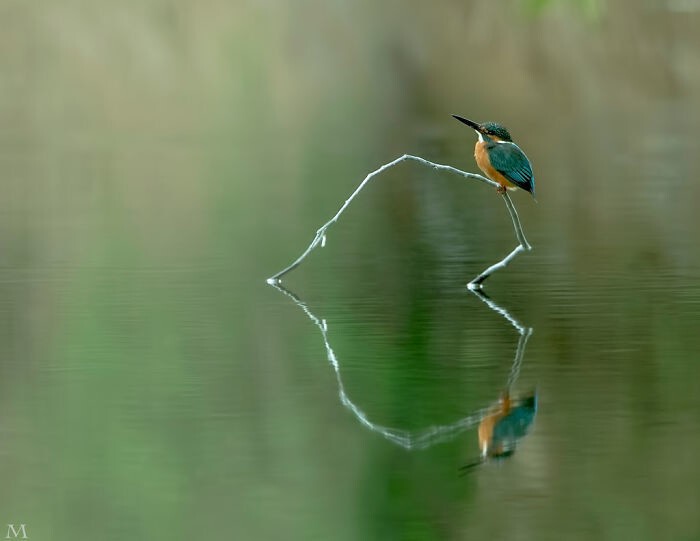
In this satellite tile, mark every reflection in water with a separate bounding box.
[459,389,538,475]
[459,390,538,473]
[470,289,532,391]
[459,290,538,472]
[270,283,536,455]
[478,390,537,459]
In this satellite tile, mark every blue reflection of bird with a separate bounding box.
[460,391,537,474]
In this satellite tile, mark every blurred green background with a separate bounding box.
[1,0,700,539]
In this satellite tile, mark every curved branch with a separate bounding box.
[503,192,531,251]
[267,154,531,287]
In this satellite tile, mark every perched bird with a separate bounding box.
[452,115,536,198]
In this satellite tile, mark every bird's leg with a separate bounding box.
[496,185,507,195]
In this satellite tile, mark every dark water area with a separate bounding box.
[2,1,700,540]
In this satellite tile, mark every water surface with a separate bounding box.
[1,1,700,540]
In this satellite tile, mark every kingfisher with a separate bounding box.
[452,115,536,198]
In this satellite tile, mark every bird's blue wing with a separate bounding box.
[488,142,535,195]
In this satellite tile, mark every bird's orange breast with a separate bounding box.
[474,141,516,189]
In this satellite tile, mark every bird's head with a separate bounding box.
[452,115,513,142]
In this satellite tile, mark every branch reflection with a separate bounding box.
[270,282,535,453]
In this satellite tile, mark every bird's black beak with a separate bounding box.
[452,115,481,132]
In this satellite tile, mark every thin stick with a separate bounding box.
[503,192,531,251]
[468,245,524,289]
[467,192,531,289]
[267,154,532,286]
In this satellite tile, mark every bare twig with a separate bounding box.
[468,244,524,289]
[503,191,531,251]
[466,192,532,289]
[267,154,532,286]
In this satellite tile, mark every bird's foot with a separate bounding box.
[496,185,507,195]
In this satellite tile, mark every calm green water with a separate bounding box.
[2,2,700,540]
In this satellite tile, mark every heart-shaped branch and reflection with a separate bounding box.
[270,282,536,456]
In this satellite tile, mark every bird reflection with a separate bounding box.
[480,390,537,459]
[460,289,538,472]
[269,282,536,456]
[460,389,537,473]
